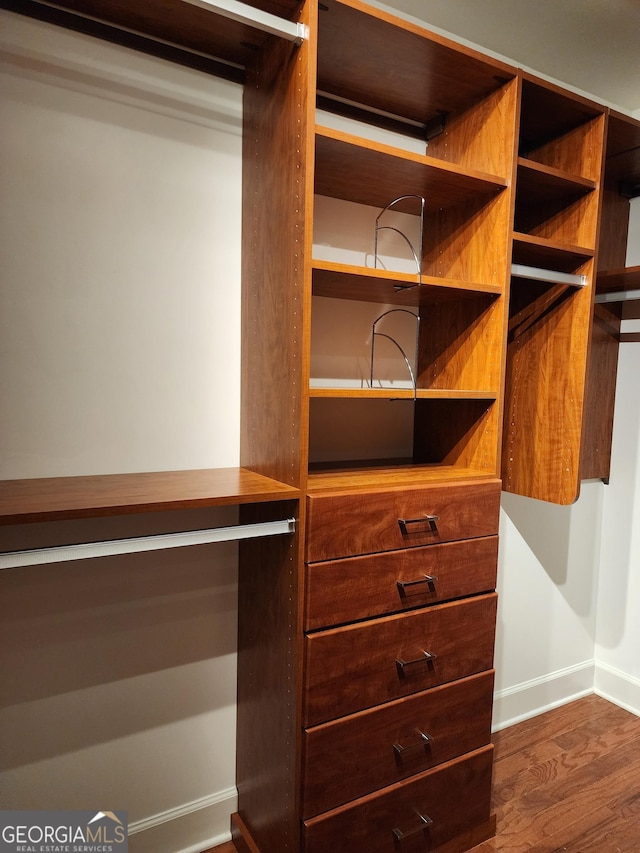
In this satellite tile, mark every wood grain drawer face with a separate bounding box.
[303,745,493,853]
[305,535,498,630]
[306,480,501,562]
[302,670,494,819]
[304,593,497,726]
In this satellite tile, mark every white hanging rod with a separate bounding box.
[181,0,307,44]
[511,264,586,288]
[0,517,296,570]
[595,289,640,304]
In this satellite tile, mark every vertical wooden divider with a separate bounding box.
[236,1,317,850]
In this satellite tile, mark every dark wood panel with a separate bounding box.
[0,468,299,525]
[305,535,498,630]
[302,671,494,817]
[303,746,494,853]
[236,500,305,853]
[304,593,497,726]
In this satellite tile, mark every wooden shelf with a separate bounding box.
[312,259,501,304]
[317,0,515,129]
[516,158,596,204]
[3,0,302,73]
[309,386,497,400]
[512,232,594,272]
[315,126,506,210]
[596,265,640,294]
[307,463,499,493]
[0,467,300,525]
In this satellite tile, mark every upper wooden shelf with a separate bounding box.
[309,386,497,400]
[516,159,596,204]
[312,260,501,304]
[0,467,300,525]
[316,0,516,128]
[315,127,506,211]
[3,0,302,74]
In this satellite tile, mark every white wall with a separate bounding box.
[594,199,640,712]
[0,13,242,853]
[1,11,639,853]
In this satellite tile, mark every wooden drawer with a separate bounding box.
[303,745,494,853]
[304,593,497,726]
[306,479,501,562]
[302,670,494,818]
[305,535,498,630]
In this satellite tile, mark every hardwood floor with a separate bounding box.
[205,694,640,853]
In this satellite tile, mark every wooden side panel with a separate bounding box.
[526,116,605,181]
[427,77,518,179]
[502,278,595,504]
[240,6,314,489]
[417,294,504,393]
[237,500,303,853]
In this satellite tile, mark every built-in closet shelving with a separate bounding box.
[502,74,606,505]
[1,0,637,851]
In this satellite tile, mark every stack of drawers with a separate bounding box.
[302,479,502,852]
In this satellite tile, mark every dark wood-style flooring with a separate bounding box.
[206,694,640,853]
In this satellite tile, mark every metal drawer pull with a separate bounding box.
[396,574,438,595]
[393,730,432,756]
[396,651,437,676]
[392,813,433,841]
[398,515,439,534]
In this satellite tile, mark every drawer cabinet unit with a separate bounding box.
[302,478,500,851]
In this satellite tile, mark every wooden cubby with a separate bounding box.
[502,74,606,505]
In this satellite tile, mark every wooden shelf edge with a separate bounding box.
[596,265,640,293]
[517,156,596,191]
[307,464,500,494]
[309,387,498,400]
[0,467,300,525]
[512,232,595,258]
[315,124,509,190]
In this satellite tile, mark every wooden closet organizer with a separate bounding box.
[1,0,639,851]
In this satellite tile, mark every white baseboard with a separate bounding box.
[128,787,237,853]
[492,660,595,731]
[594,661,640,717]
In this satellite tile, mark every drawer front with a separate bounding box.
[304,593,497,726]
[303,746,493,853]
[306,480,501,562]
[302,670,494,818]
[305,535,498,630]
